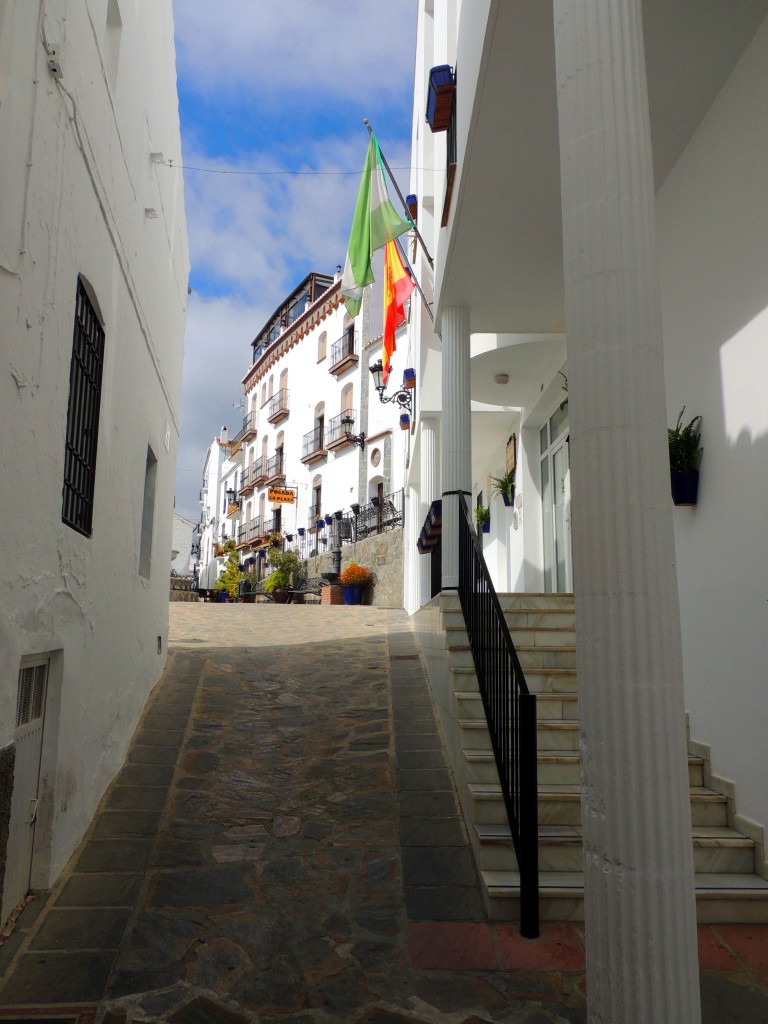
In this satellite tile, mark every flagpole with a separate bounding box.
[364,119,434,271]
[395,235,435,325]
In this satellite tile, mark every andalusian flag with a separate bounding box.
[382,241,415,385]
[341,134,412,318]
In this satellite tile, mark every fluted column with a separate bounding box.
[419,416,440,604]
[553,2,701,1022]
[440,306,471,589]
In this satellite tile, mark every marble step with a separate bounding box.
[455,690,578,722]
[441,592,575,611]
[459,720,581,752]
[447,643,577,670]
[480,869,768,923]
[464,749,705,788]
[442,607,576,630]
[475,823,757,874]
[469,783,729,828]
[449,664,578,694]
[445,623,577,649]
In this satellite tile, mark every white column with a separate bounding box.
[441,306,471,589]
[553,3,701,1022]
[419,415,440,605]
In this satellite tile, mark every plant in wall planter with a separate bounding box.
[491,469,516,507]
[668,407,702,506]
[475,505,491,534]
[339,562,373,605]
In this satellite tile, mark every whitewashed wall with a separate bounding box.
[0,0,188,916]
[656,16,768,844]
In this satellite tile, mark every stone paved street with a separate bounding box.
[0,604,767,1023]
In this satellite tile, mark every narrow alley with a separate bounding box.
[0,605,765,1023]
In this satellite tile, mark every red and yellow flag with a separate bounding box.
[382,241,415,385]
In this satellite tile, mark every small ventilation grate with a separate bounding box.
[16,663,47,727]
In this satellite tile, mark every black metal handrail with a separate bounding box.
[268,388,289,419]
[230,411,253,446]
[302,425,325,459]
[347,489,404,541]
[326,409,357,447]
[266,452,284,478]
[457,492,539,938]
[331,328,357,367]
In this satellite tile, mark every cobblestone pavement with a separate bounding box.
[1,604,767,1024]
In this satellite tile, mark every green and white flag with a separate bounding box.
[341,134,412,318]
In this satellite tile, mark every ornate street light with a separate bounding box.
[340,412,366,450]
[369,360,414,413]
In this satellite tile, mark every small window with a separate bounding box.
[139,446,158,578]
[318,332,327,362]
[62,279,106,537]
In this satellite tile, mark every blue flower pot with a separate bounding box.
[342,585,363,605]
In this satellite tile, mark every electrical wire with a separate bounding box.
[159,160,435,177]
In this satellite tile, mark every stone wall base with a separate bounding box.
[0,744,16,922]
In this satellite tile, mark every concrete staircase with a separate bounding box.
[439,592,768,923]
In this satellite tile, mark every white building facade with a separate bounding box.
[405,2,768,1021]
[0,1,188,925]
[196,272,410,588]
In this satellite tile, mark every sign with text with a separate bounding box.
[268,486,296,504]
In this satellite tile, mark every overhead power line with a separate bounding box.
[159,160,433,177]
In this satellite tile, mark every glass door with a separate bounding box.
[540,402,572,592]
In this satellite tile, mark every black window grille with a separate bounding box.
[62,280,105,536]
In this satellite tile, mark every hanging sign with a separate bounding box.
[268,486,295,504]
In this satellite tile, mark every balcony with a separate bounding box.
[329,328,358,376]
[251,457,265,486]
[264,451,285,485]
[263,513,282,537]
[236,516,262,548]
[326,410,356,451]
[229,412,257,454]
[239,466,256,495]
[267,388,290,424]
[226,499,241,518]
[301,425,327,466]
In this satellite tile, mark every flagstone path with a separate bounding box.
[0,604,766,1023]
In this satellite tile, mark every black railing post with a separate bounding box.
[518,691,540,938]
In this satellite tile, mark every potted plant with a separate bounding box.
[339,562,372,605]
[668,407,702,506]
[491,469,516,507]
[474,505,491,534]
[214,539,243,601]
[265,547,304,603]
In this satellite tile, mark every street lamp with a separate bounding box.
[340,412,366,450]
[369,360,414,413]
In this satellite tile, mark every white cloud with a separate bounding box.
[182,135,413,300]
[173,0,417,104]
[175,293,264,520]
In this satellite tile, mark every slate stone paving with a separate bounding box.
[0,604,765,1023]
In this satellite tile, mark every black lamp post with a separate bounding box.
[340,412,365,450]
[369,360,413,413]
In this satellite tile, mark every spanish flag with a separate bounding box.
[382,241,415,385]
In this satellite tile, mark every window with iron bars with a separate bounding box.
[62,279,105,536]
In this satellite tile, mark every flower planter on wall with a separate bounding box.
[671,469,699,506]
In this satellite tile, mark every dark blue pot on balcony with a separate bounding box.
[342,585,363,605]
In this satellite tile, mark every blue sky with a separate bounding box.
[171,1,418,520]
